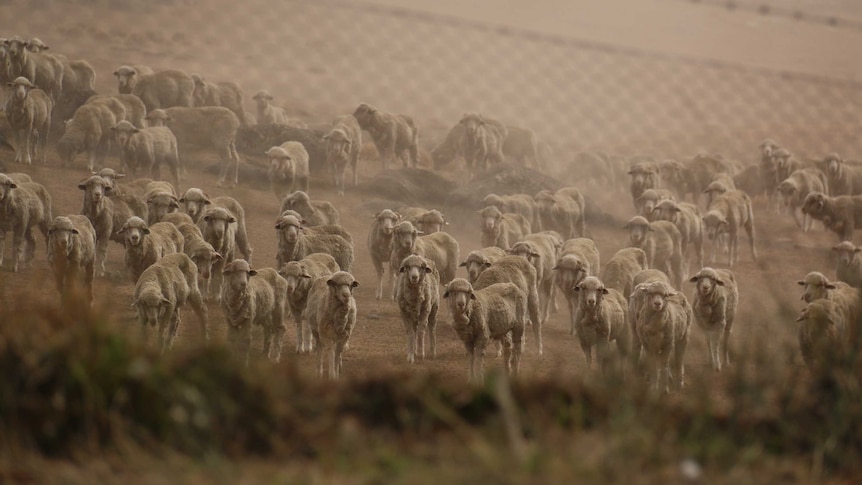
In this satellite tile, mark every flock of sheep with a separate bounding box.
[1,35,859,385]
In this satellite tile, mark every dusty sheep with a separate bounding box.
[474,256,542,354]
[4,77,52,165]
[118,216,184,283]
[635,188,675,220]
[688,267,738,372]
[459,112,506,175]
[444,278,527,382]
[145,190,180,226]
[265,141,309,200]
[534,187,586,238]
[651,199,704,272]
[477,205,531,250]
[278,253,340,354]
[280,190,340,226]
[277,210,352,243]
[459,246,508,284]
[627,270,671,369]
[702,191,758,266]
[554,238,601,336]
[146,107,241,188]
[251,89,289,125]
[507,231,563,324]
[132,252,208,352]
[0,174,52,272]
[86,93,147,128]
[47,215,96,306]
[113,66,194,111]
[274,213,354,272]
[396,254,440,364]
[414,209,448,234]
[57,101,119,171]
[430,122,465,169]
[776,168,829,231]
[624,216,684,288]
[635,280,693,393]
[628,162,661,210]
[175,220,222,297]
[190,74,247,126]
[3,36,63,101]
[821,152,862,196]
[831,241,862,288]
[179,187,252,262]
[482,193,542,231]
[502,125,540,168]
[733,165,762,199]
[599,247,648,300]
[323,114,362,196]
[306,271,359,379]
[659,154,737,202]
[572,276,631,373]
[196,206,243,301]
[353,103,419,170]
[772,148,817,186]
[390,221,460,289]
[111,120,181,188]
[367,209,401,300]
[795,299,846,369]
[161,211,195,226]
[796,271,861,336]
[802,192,862,242]
[220,260,288,365]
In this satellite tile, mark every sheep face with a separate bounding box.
[111,121,139,148]
[120,217,149,247]
[574,276,607,309]
[278,219,302,244]
[5,37,26,58]
[415,210,446,234]
[478,207,502,232]
[95,169,125,190]
[323,129,351,162]
[443,280,475,315]
[797,275,834,303]
[776,181,798,205]
[9,78,32,101]
[47,219,79,256]
[832,242,861,267]
[191,250,221,280]
[646,290,672,312]
[460,254,491,283]
[278,262,311,294]
[133,292,168,328]
[113,66,137,92]
[690,274,723,298]
[375,210,399,235]
[701,212,727,241]
[759,139,777,159]
[0,177,17,203]
[268,154,293,179]
[327,272,359,305]
[179,189,211,221]
[625,217,651,246]
[393,223,419,251]
[202,212,236,242]
[628,165,656,191]
[148,194,179,223]
[399,255,432,286]
[801,193,827,217]
[77,176,111,204]
[507,242,539,266]
[823,154,842,176]
[459,113,483,138]
[651,200,680,223]
[222,264,257,295]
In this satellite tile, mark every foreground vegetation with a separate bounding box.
[0,301,860,483]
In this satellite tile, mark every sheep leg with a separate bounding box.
[417,320,427,360]
[722,325,733,368]
[13,128,23,164]
[511,328,524,376]
[673,338,688,390]
[329,344,339,380]
[790,206,802,229]
[596,339,610,375]
[428,306,438,358]
[317,344,326,378]
[707,328,721,372]
[188,289,208,341]
[11,226,24,272]
[745,220,757,262]
[579,337,593,369]
[262,323,273,360]
[85,260,95,306]
[227,322,253,367]
[165,310,181,353]
[22,228,36,268]
[404,320,416,364]
[22,127,33,165]
[528,291,543,355]
[501,335,513,375]
[374,263,385,300]
[0,230,5,267]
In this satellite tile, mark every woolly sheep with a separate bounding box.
[179,187,252,263]
[796,271,861,337]
[132,252,208,352]
[396,254,440,364]
[58,101,119,171]
[702,190,757,266]
[111,120,182,188]
[651,199,704,272]
[265,141,309,200]
[628,270,671,370]
[659,154,737,202]
[822,153,862,196]
[507,231,563,324]
[795,299,846,369]
[628,162,660,210]
[771,148,817,186]
[412,209,447,235]
[444,278,527,382]
[220,260,288,365]
[146,107,241,188]
[502,125,540,168]
[113,66,194,111]
[58,58,96,100]
[3,36,63,101]
[274,214,354,271]
[161,211,195,226]
[353,103,420,170]
[323,114,362,196]
[473,256,542,354]
[280,190,340,226]
[554,238,601,336]
[624,216,684,289]
[47,215,96,306]
[390,220,460,288]
[459,246,508,284]
[197,206,239,301]
[802,192,862,242]
[277,210,353,243]
[77,175,147,275]
[688,267,738,372]
[5,77,52,166]
[635,188,675,220]
[0,174,51,272]
[572,276,631,373]
[306,271,359,379]
[175,220,222,298]
[278,253,340,354]
[635,280,693,393]
[758,139,781,209]
[483,193,541,232]
[831,241,862,288]
[776,168,828,231]
[118,216,184,283]
[703,180,731,208]
[599,247,648,300]
[190,74,246,126]
[368,209,401,300]
[459,112,506,175]
[430,122,465,169]
[85,93,147,128]
[145,190,180,226]
[251,89,289,125]
[477,205,531,250]
[534,187,586,238]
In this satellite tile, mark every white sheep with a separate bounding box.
[506,231,563,324]
[175,221,222,298]
[553,238,601,336]
[111,120,181,188]
[444,278,527,382]
[179,188,252,263]
[634,188,675,220]
[599,247,648,300]
[624,216,684,289]
[4,77,52,165]
[414,209,448,234]
[278,253,340,354]
[0,173,52,272]
[776,168,828,231]
[688,267,738,372]
[473,256,542,354]
[274,213,354,272]
[58,101,119,171]
[113,66,195,111]
[459,246,508,284]
[118,216,184,283]
[831,241,862,288]
[190,74,247,126]
[795,299,846,370]
[477,205,531,250]
[47,215,96,306]
[3,36,63,101]
[252,90,289,125]
[220,259,288,365]
[702,190,757,266]
[323,114,362,196]
[368,209,401,300]
[353,103,419,170]
[651,199,704,274]
[306,271,359,379]
[279,190,340,226]
[572,276,631,374]
[265,141,309,200]
[483,193,541,232]
[390,220,460,289]
[534,187,586,238]
[796,271,861,337]
[396,254,440,364]
[635,280,693,393]
[198,206,238,302]
[131,252,208,352]
[277,210,353,243]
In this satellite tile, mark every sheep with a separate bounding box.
[161,211,195,226]
[3,36,63,101]
[220,259,288,365]
[444,278,527,382]
[563,152,616,188]
[534,187,586,238]
[821,152,862,196]
[507,231,563,324]
[802,192,862,243]
[702,191,758,266]
[4,77,52,165]
[395,254,440,364]
[659,154,737,202]
[634,188,675,220]
[110,120,182,188]
[197,206,240,302]
[368,209,401,300]
[414,209,448,234]
[572,276,631,373]
[323,114,362,196]
[795,299,846,370]
[352,103,419,169]
[703,180,731,207]
[145,107,241,188]
[118,216,184,283]
[502,125,540,168]
[624,216,684,288]
[47,215,96,306]
[274,213,354,272]
[251,89,289,125]
[458,112,506,175]
[265,141,309,200]
[77,175,147,275]
[628,162,660,210]
[635,280,693,393]
[796,272,862,335]
[277,210,352,243]
[0,174,51,272]
[430,121,465,169]
[57,101,119,171]
[831,241,862,288]
[776,168,829,231]
[179,187,252,262]
[482,193,541,231]
[58,58,96,98]
[733,165,762,198]
[554,238,601,336]
[772,148,817,186]
[687,267,738,372]
[112,66,194,110]
[306,271,359,379]
[628,269,671,369]
[131,252,208,352]
[86,94,147,128]
[279,190,340,226]
[390,221,460,289]
[190,74,247,126]
[459,247,508,284]
[477,205,531,250]
[145,190,180,226]
[278,253,340,354]
[651,199,704,272]
[474,256,542,354]
[599,247,648,300]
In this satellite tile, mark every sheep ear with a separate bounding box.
[301,272,312,279]
[130,299,138,308]
[715,279,725,286]
[212,252,223,261]
[796,280,806,286]
[469,292,476,300]
[203,199,212,205]
[459,261,467,267]
[689,276,699,283]
[399,265,407,273]
[300,218,308,225]
[161,297,171,305]
[178,198,185,203]
[274,222,282,229]
[142,228,150,235]
[482,262,492,268]
[415,230,424,236]
[170,201,179,209]
[78,183,87,190]
[351,281,359,288]
[443,290,450,299]
[855,248,862,253]
[825,283,837,290]
[795,312,807,323]
[228,216,237,223]
[572,284,581,292]
[530,251,540,258]
[248,270,258,277]
[424,266,433,274]
[601,288,609,295]
[551,265,559,270]
[132,128,140,134]
[104,186,113,195]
